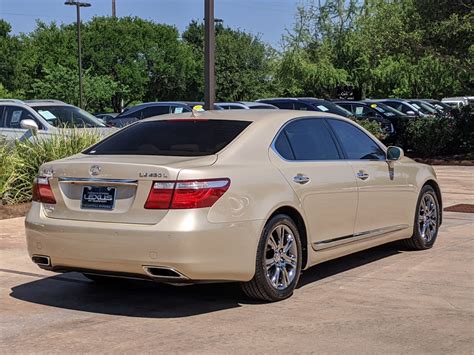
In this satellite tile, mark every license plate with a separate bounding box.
[81,186,116,210]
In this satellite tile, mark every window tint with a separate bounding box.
[274,132,295,160]
[273,101,294,110]
[278,119,340,160]
[336,103,352,113]
[4,106,38,129]
[327,119,385,160]
[85,120,251,156]
[142,105,171,118]
[293,102,309,111]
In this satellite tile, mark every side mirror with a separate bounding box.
[406,110,416,116]
[386,146,404,161]
[20,119,39,132]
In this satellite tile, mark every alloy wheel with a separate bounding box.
[265,224,298,290]
[418,192,438,242]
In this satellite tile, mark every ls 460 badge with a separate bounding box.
[139,172,169,178]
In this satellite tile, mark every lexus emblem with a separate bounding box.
[89,165,101,176]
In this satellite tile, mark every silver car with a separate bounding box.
[0,99,112,141]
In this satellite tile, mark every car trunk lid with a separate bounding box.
[43,154,217,224]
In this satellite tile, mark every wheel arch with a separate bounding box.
[268,206,309,269]
[423,179,443,225]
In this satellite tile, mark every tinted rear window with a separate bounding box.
[84,120,251,156]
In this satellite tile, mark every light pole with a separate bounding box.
[112,0,116,18]
[204,0,215,110]
[65,0,91,109]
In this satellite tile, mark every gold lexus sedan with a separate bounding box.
[25,110,442,301]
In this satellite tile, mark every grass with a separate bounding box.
[0,129,101,205]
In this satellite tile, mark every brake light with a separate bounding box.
[144,182,175,209]
[144,179,230,209]
[32,177,56,204]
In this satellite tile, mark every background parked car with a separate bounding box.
[257,98,353,117]
[111,101,223,127]
[419,99,456,117]
[332,100,395,138]
[94,112,119,126]
[374,99,426,117]
[216,102,250,110]
[441,97,469,109]
[407,100,441,117]
[0,99,112,141]
[238,101,279,110]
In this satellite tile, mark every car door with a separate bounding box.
[326,118,412,235]
[270,117,358,246]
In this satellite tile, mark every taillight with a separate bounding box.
[32,177,56,204]
[144,182,175,209]
[144,179,230,209]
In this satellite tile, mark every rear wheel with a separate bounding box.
[403,185,440,250]
[241,214,302,302]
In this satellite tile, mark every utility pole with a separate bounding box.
[64,1,91,109]
[112,0,116,18]
[204,0,215,110]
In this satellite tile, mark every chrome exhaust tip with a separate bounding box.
[32,255,51,267]
[143,266,188,279]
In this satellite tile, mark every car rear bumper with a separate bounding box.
[25,202,263,282]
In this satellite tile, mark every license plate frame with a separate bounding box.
[80,186,116,210]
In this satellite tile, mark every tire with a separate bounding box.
[241,214,302,302]
[402,185,440,250]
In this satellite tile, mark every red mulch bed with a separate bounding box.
[444,204,474,213]
[412,156,474,166]
[0,203,31,220]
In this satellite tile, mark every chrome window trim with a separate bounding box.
[270,115,387,163]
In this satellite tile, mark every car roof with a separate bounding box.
[0,99,71,107]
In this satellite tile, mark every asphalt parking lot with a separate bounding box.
[1,165,472,353]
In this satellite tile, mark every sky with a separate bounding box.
[0,0,302,48]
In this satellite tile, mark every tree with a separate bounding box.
[83,17,197,110]
[31,64,118,111]
[182,21,276,101]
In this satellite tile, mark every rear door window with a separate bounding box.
[275,118,340,161]
[85,120,251,156]
[327,119,385,160]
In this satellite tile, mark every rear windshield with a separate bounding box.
[84,119,251,156]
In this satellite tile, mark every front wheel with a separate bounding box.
[402,185,440,250]
[241,214,302,302]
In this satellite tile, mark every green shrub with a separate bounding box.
[356,119,388,141]
[1,129,101,205]
[404,117,455,157]
[403,107,473,157]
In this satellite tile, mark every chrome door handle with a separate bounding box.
[356,170,369,180]
[293,174,310,184]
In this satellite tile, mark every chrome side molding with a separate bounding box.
[312,224,409,251]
